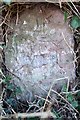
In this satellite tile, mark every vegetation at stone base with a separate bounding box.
[0,2,80,120]
[0,75,80,120]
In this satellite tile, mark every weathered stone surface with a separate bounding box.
[5,4,75,101]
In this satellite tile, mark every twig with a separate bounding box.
[42,81,54,111]
[37,77,69,105]
[35,95,52,104]
[0,8,10,27]
[69,0,80,16]
[0,88,5,100]
[4,22,13,29]
[0,111,56,119]
[3,99,16,114]
[26,104,40,113]
[0,69,5,78]
[66,1,80,18]
[59,0,62,8]
[66,77,70,98]
[62,32,77,69]
[62,32,74,54]
[51,89,79,114]
[61,90,80,95]
[16,4,19,25]
[42,77,69,111]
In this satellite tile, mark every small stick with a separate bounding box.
[69,0,80,16]
[51,89,79,114]
[35,95,52,104]
[16,4,19,25]
[0,111,56,119]
[0,8,10,27]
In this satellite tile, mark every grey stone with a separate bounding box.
[5,4,75,101]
